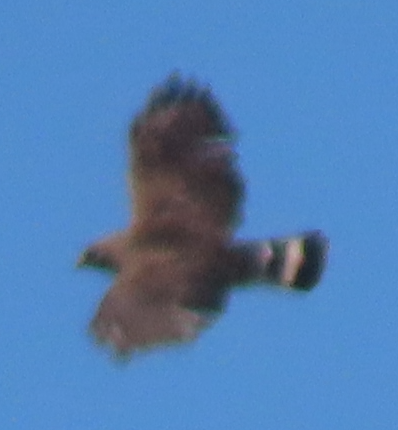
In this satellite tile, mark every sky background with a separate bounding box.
[1,1,398,429]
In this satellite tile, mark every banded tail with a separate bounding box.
[230,230,328,290]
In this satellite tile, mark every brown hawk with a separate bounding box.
[77,74,328,356]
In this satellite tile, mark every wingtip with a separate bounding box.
[141,73,231,135]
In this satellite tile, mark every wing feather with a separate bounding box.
[129,75,245,237]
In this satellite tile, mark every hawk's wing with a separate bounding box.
[91,280,210,355]
[90,247,220,355]
[128,75,245,236]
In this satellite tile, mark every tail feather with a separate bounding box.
[230,230,328,290]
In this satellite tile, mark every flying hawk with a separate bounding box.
[77,75,328,356]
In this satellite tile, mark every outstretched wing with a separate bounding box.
[91,280,210,355]
[89,247,220,355]
[128,74,245,235]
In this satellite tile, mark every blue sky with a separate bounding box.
[1,1,398,429]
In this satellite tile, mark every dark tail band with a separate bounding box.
[230,230,329,290]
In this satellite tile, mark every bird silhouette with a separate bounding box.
[77,74,328,356]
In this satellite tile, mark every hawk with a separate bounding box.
[77,75,328,356]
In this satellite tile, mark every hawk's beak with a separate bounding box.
[76,252,89,268]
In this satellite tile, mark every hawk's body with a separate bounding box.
[78,75,328,355]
